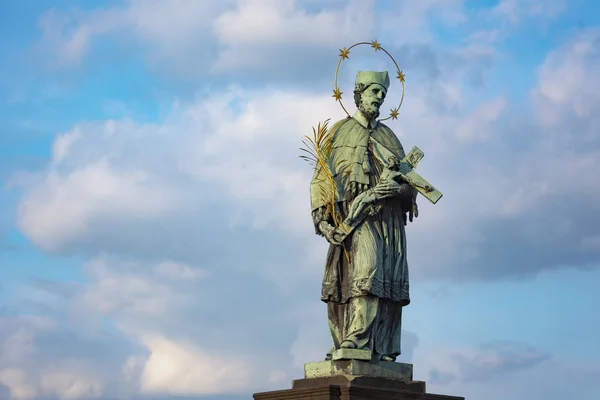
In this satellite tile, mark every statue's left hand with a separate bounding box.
[319,221,347,246]
[406,188,419,224]
[408,201,418,223]
[331,227,348,245]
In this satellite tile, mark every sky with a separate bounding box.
[0,0,599,399]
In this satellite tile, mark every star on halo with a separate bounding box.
[332,87,343,101]
[339,47,350,60]
[397,70,405,82]
[370,40,381,51]
[390,107,400,120]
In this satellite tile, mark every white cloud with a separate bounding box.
[40,371,103,400]
[499,29,600,221]
[0,252,296,398]
[212,0,375,70]
[36,1,232,69]
[490,0,567,24]
[533,28,600,128]
[138,335,251,395]
[51,129,80,167]
[0,316,116,400]
[81,257,177,316]
[17,159,176,252]
[0,369,37,400]
[410,340,600,400]
[452,341,550,381]
[34,0,375,76]
[154,260,207,280]
[215,0,372,47]
[379,0,467,47]
[80,255,303,396]
[15,88,345,255]
[33,0,481,83]
[456,97,506,142]
[124,0,232,52]
[36,9,106,67]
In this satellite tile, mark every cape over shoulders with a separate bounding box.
[329,117,404,152]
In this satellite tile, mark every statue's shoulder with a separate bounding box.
[330,117,358,141]
[376,122,403,149]
[330,117,354,134]
[377,121,395,134]
[376,122,404,148]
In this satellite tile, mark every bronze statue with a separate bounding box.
[301,41,442,363]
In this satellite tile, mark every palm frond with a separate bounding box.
[300,118,351,263]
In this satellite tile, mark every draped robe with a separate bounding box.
[310,112,414,359]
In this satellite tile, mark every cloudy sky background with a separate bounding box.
[1,0,600,399]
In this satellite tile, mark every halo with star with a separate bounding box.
[333,40,405,121]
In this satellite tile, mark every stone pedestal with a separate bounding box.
[253,360,464,400]
[305,359,413,381]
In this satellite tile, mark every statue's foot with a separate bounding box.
[340,340,357,349]
[380,355,396,362]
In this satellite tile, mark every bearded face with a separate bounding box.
[357,83,387,121]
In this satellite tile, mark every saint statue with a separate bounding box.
[309,70,418,362]
[255,41,455,400]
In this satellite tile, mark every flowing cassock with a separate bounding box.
[310,112,415,358]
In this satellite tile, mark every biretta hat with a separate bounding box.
[355,70,390,90]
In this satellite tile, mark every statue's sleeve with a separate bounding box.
[310,162,332,235]
[311,206,331,236]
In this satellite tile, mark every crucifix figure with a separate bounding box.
[309,70,442,363]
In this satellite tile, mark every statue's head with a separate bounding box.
[354,71,390,121]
